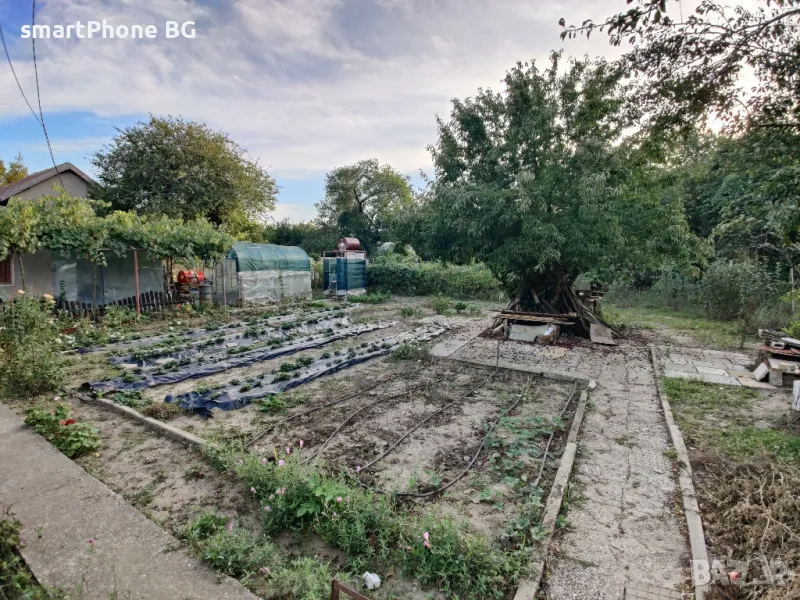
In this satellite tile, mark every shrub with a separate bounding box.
[454,301,468,314]
[200,528,280,579]
[0,296,63,396]
[430,296,451,314]
[270,557,339,600]
[367,259,503,300]
[390,341,430,361]
[24,404,100,458]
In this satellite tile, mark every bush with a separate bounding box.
[24,404,100,458]
[200,528,280,579]
[0,296,63,396]
[430,296,451,314]
[346,292,391,304]
[367,259,503,300]
[390,341,430,361]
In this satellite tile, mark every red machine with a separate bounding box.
[177,270,205,287]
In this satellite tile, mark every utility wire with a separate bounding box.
[0,23,42,126]
[30,0,65,188]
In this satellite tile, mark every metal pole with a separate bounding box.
[133,249,141,315]
[9,250,14,292]
[222,259,227,308]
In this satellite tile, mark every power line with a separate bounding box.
[0,23,42,127]
[31,0,65,188]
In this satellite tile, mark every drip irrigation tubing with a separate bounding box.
[306,366,466,464]
[389,377,532,499]
[532,381,578,488]
[245,375,396,448]
[358,367,499,474]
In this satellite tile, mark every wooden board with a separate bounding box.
[499,309,577,319]
[590,323,617,346]
[491,312,574,325]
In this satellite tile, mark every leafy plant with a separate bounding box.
[454,301,468,314]
[111,390,152,409]
[430,296,451,315]
[390,341,429,362]
[346,292,391,304]
[0,517,54,600]
[0,295,62,397]
[24,404,100,458]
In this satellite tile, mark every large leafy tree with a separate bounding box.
[0,153,29,186]
[561,0,800,131]
[416,53,698,333]
[90,116,277,230]
[316,159,413,252]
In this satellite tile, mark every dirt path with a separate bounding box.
[437,330,690,598]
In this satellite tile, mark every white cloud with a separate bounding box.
[0,0,627,177]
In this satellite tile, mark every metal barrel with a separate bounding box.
[199,282,213,304]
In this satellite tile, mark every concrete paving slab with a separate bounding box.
[736,377,777,390]
[696,372,742,386]
[663,369,703,381]
[662,360,696,373]
[696,366,728,376]
[0,402,259,600]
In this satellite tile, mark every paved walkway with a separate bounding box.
[434,331,689,599]
[658,345,774,389]
[0,402,258,600]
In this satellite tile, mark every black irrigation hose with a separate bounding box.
[245,375,395,448]
[532,381,578,488]
[358,367,499,474]
[390,377,533,499]
[306,366,466,464]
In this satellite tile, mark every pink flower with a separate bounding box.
[423,532,430,548]
[259,567,270,575]
[265,505,271,512]
[88,538,96,545]
[299,440,304,448]
[355,465,361,473]
[250,487,256,494]
[268,494,274,500]
[226,520,234,532]
[54,395,62,402]
[261,457,267,465]
[281,487,286,494]
[730,572,740,582]
[336,496,343,503]
[285,447,291,455]
[332,511,337,517]
[278,460,285,467]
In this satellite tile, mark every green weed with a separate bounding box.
[24,404,100,458]
[713,426,800,464]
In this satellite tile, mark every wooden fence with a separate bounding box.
[54,290,183,317]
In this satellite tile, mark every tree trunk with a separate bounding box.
[505,269,618,339]
[16,251,26,292]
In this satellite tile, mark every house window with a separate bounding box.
[0,257,10,284]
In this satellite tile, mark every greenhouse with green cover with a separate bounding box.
[212,242,311,305]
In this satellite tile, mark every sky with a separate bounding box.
[0,0,635,221]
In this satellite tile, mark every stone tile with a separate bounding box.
[737,377,777,390]
[663,369,702,381]
[696,372,741,386]
[696,366,728,376]
[662,360,696,373]
[694,359,734,369]
[625,580,683,599]
[729,369,754,378]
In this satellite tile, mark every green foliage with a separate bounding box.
[713,426,800,464]
[211,449,524,599]
[0,517,53,600]
[316,159,414,252]
[430,296,451,315]
[564,0,800,131]
[367,258,503,300]
[267,220,339,258]
[91,115,277,232]
[390,341,429,362]
[269,557,339,600]
[0,193,234,264]
[199,528,280,579]
[111,390,152,410]
[0,152,28,186]
[346,292,391,304]
[24,404,101,458]
[454,301,468,314]
[183,512,229,545]
[0,296,63,397]
[398,307,420,318]
[414,53,698,303]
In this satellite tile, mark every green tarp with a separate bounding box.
[228,243,310,272]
